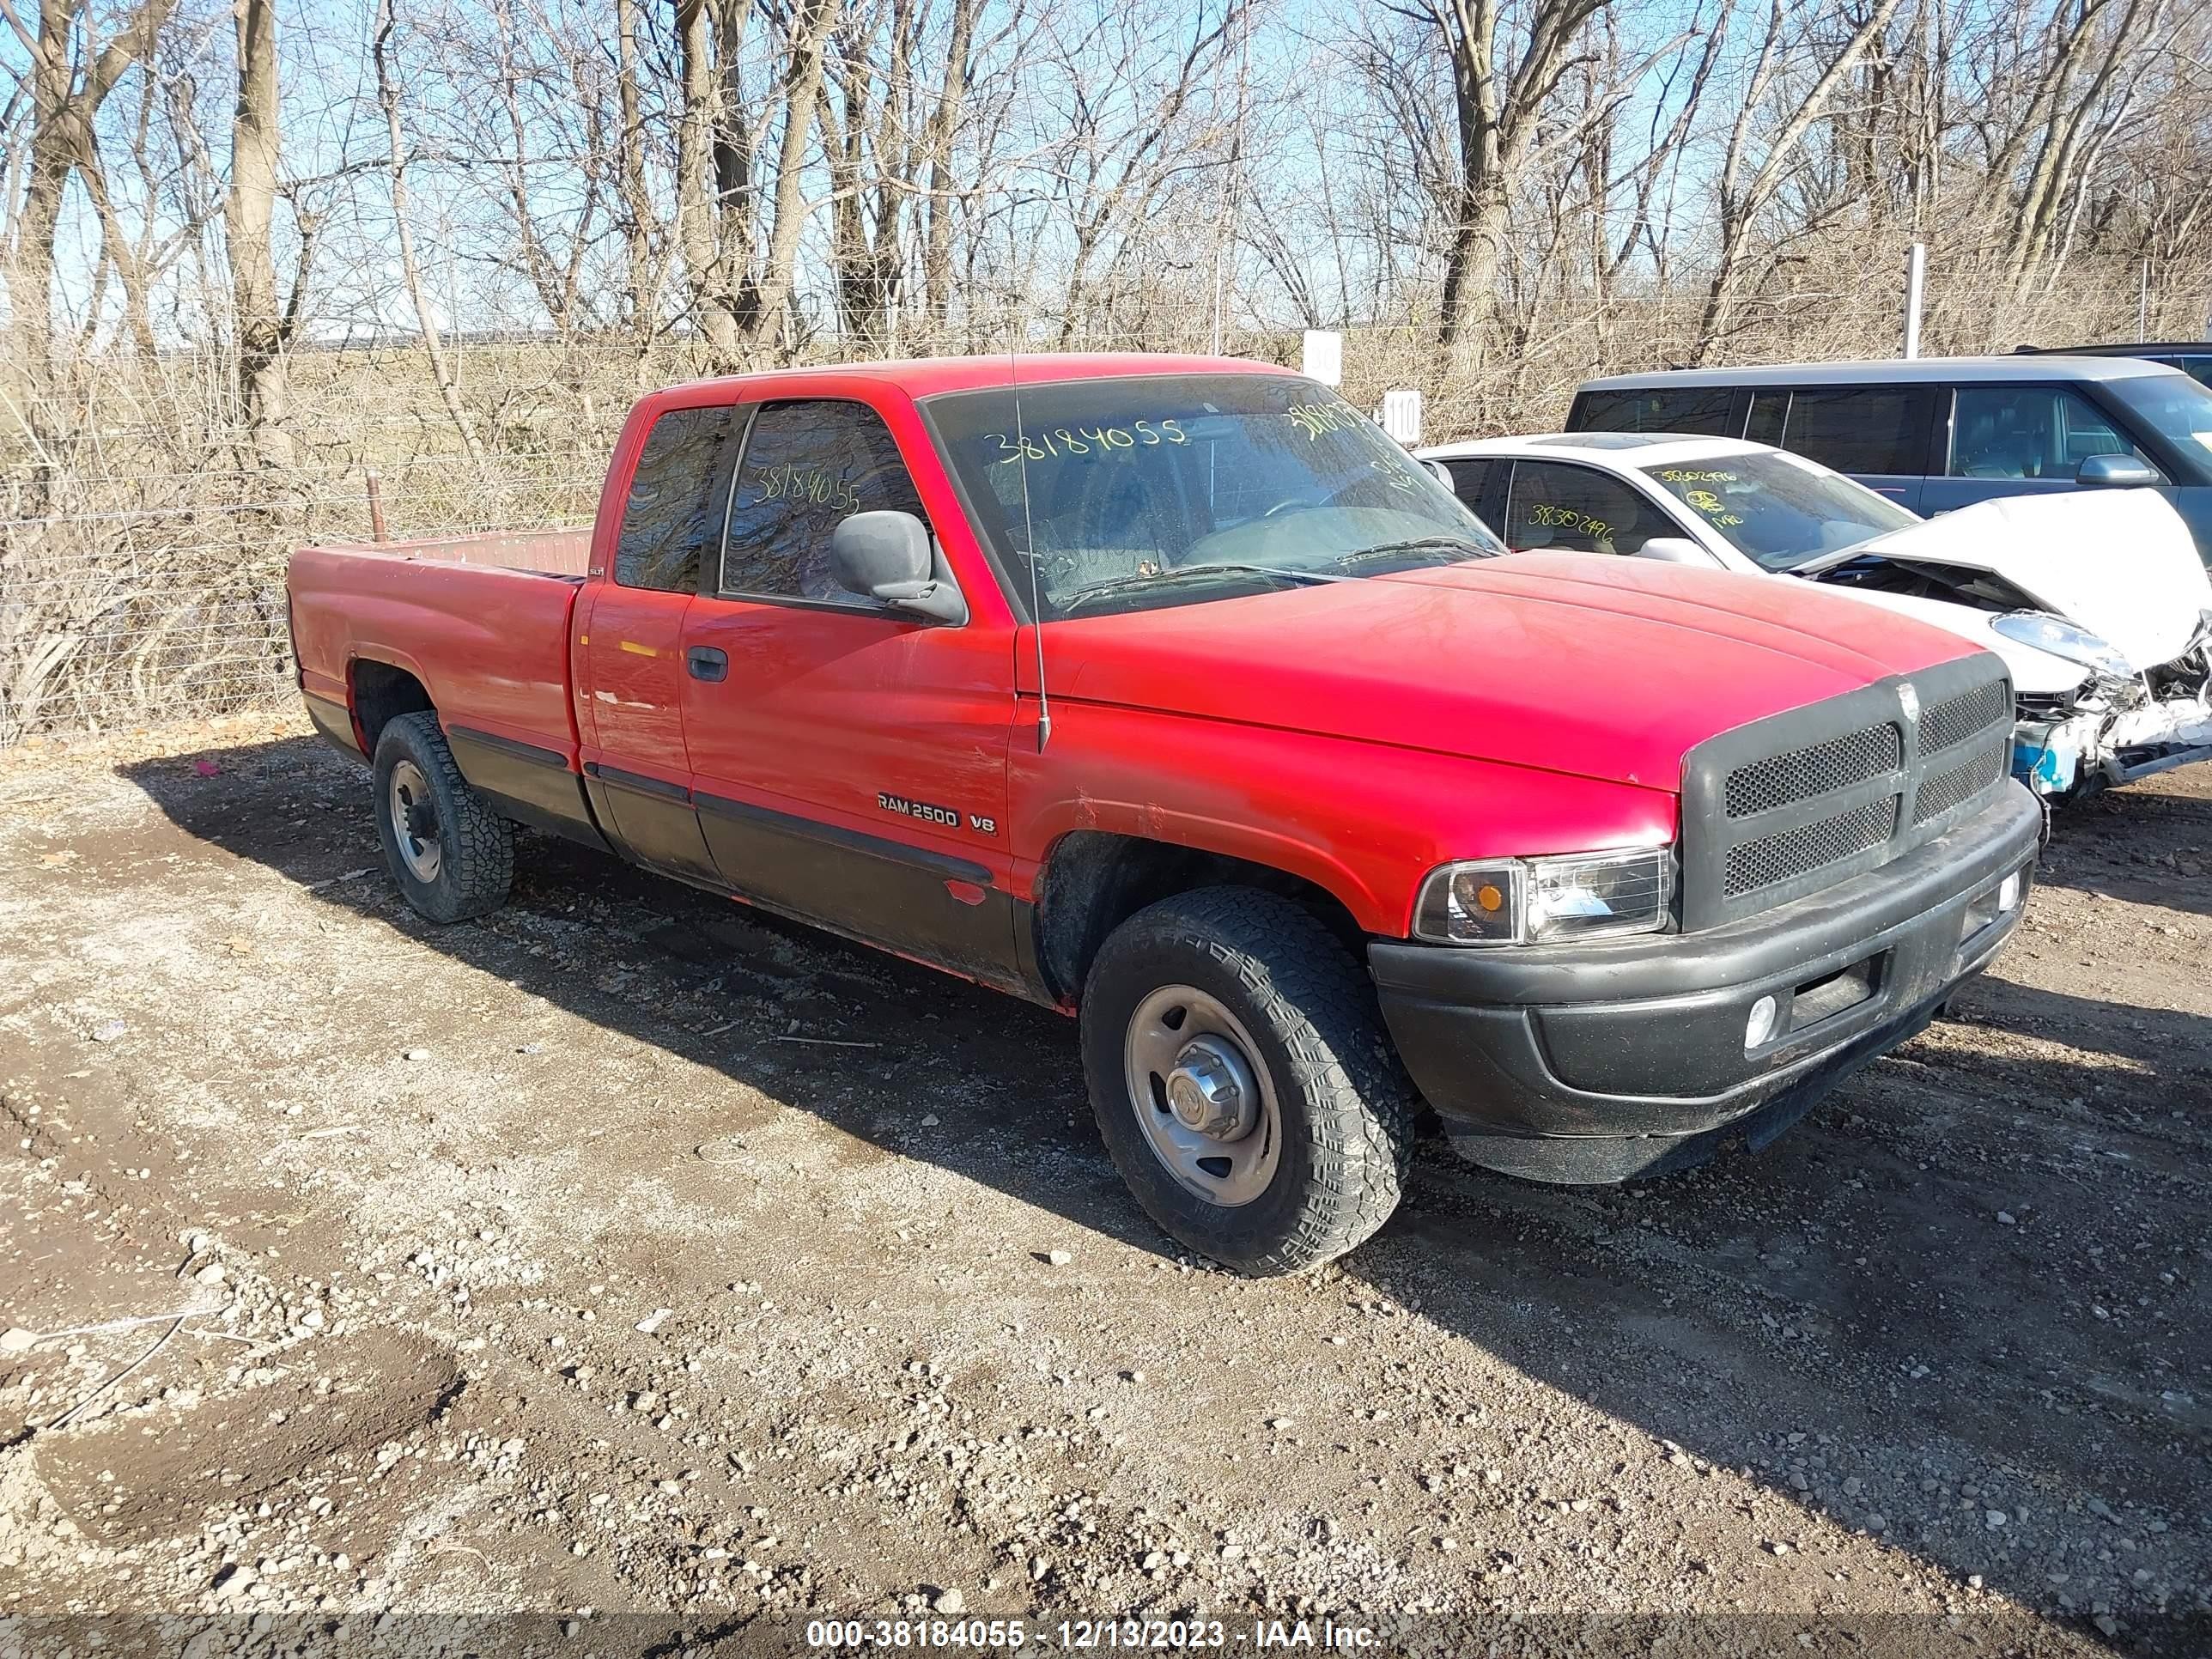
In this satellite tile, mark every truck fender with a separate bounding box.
[1024,818,1385,1006]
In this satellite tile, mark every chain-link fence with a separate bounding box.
[0,337,708,744]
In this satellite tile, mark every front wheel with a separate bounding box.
[1079,887,1414,1274]
[372,711,513,923]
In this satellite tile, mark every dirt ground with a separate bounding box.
[0,711,2206,1657]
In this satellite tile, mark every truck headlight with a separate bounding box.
[1413,848,1675,945]
[1990,612,2134,678]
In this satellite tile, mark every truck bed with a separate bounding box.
[289,529,587,762]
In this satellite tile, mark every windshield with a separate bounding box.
[927,374,1502,618]
[1638,451,1919,571]
[2101,373,2212,483]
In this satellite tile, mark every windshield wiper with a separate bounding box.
[1054,562,1336,615]
[1328,535,1495,571]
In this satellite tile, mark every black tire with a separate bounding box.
[1079,886,1415,1274]
[372,711,514,923]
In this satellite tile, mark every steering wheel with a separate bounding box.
[1261,492,1325,519]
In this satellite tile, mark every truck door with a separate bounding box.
[675,397,1021,988]
[574,398,738,885]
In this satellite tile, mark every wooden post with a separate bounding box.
[366,470,389,544]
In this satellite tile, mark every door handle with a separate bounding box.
[686,646,728,683]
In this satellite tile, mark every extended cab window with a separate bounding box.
[722,399,928,605]
[615,404,740,591]
[1948,385,2152,480]
[1503,461,1658,555]
[1573,388,1735,435]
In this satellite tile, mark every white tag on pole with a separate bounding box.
[1378,388,1422,445]
[1300,330,1343,387]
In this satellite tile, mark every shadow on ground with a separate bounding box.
[121,735,2211,1654]
[2035,776,2212,921]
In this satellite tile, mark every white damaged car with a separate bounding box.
[1419,433,2212,799]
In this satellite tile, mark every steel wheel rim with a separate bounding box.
[1122,984,1280,1209]
[388,759,442,883]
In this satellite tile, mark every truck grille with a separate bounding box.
[1680,655,2014,929]
[1723,725,1902,817]
[1915,740,2008,823]
[1922,679,2010,755]
[1724,796,1899,897]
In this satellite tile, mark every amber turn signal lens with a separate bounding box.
[1413,860,1522,943]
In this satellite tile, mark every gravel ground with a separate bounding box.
[0,712,2205,1657]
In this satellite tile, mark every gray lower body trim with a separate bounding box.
[303,691,363,760]
[447,725,611,853]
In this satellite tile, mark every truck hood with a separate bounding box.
[1802,488,2212,672]
[1036,553,1979,791]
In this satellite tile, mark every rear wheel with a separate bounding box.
[1079,887,1413,1274]
[372,711,513,922]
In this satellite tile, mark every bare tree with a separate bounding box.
[2,0,175,409]
[373,0,483,457]
[226,0,309,471]
[820,0,919,343]
[1421,0,1614,365]
[1995,0,2172,293]
[1022,0,1249,346]
[1692,0,1905,363]
[613,0,661,341]
[672,0,843,367]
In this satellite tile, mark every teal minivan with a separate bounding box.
[1566,356,2212,562]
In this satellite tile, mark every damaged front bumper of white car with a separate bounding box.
[1825,490,2212,800]
[2012,672,2212,798]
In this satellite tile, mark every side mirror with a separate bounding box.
[1638,536,1712,565]
[830,510,967,624]
[1423,459,1455,490]
[2075,453,2161,487]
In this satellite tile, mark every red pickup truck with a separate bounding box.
[289,353,2041,1273]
